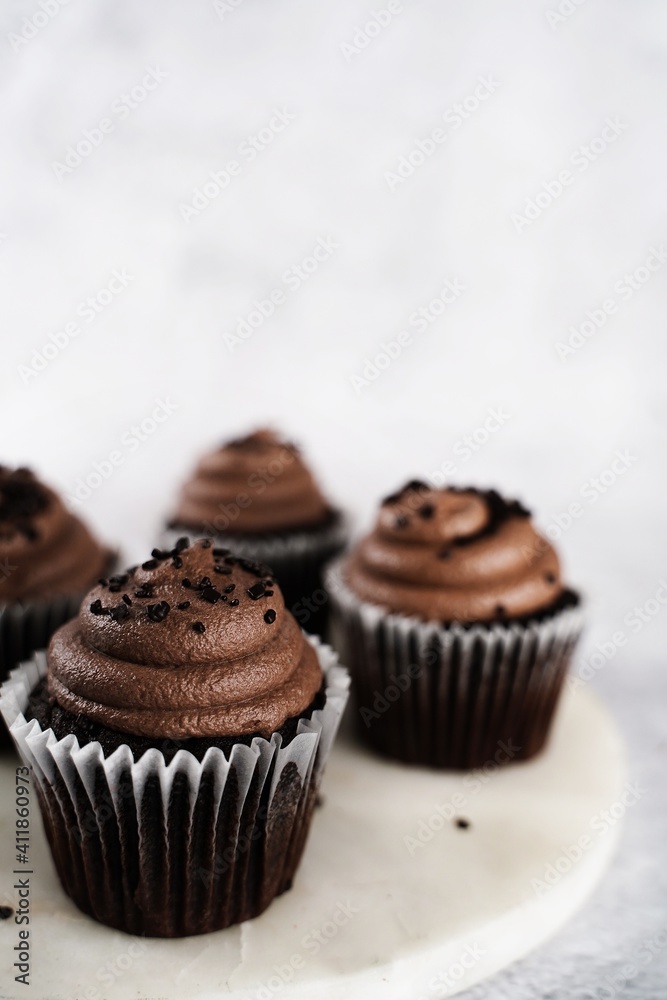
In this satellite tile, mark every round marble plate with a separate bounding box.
[0,683,624,1000]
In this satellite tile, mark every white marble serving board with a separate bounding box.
[0,684,624,1000]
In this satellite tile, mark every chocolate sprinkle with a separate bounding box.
[229,599,239,607]
[177,601,190,610]
[247,582,266,600]
[201,586,221,604]
[172,556,183,569]
[418,504,435,519]
[212,547,229,557]
[134,584,154,599]
[201,539,212,548]
[122,594,132,606]
[192,621,205,633]
[147,601,170,623]
[90,599,105,615]
[174,537,190,552]
[214,565,232,575]
[264,609,277,624]
[224,584,235,593]
[110,604,129,623]
[181,578,192,588]
[142,559,158,570]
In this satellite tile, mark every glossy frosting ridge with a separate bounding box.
[344,483,564,623]
[171,429,332,534]
[48,538,322,738]
[0,466,111,603]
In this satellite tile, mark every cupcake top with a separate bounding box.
[171,428,333,535]
[0,466,111,603]
[47,538,323,739]
[343,483,565,624]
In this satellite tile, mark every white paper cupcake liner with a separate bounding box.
[325,560,584,770]
[162,514,350,635]
[0,638,349,937]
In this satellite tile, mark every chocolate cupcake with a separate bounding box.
[0,466,113,745]
[166,429,348,635]
[326,482,583,769]
[0,538,349,936]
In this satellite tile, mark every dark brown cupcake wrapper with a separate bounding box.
[162,515,349,636]
[325,561,584,770]
[0,595,84,749]
[0,642,349,937]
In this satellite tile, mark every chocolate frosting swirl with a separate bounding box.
[343,483,564,624]
[171,429,332,534]
[48,539,323,739]
[0,467,111,603]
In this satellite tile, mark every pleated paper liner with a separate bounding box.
[325,561,583,770]
[0,640,349,937]
[163,513,349,637]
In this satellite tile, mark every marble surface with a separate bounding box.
[0,0,665,995]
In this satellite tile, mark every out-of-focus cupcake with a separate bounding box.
[0,466,114,743]
[165,430,348,635]
[0,538,349,936]
[325,481,583,769]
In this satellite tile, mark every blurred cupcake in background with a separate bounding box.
[0,466,114,744]
[165,429,348,635]
[326,481,583,769]
[0,538,349,936]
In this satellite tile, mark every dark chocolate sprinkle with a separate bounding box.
[122,594,132,606]
[224,584,235,593]
[142,559,158,570]
[97,578,107,586]
[247,582,266,600]
[229,599,239,607]
[147,601,170,623]
[214,565,232,575]
[212,547,229,557]
[134,583,154,599]
[172,556,183,569]
[151,548,169,561]
[201,586,221,604]
[182,578,192,588]
[264,589,274,597]
[418,504,435,519]
[264,609,277,624]
[90,599,105,615]
[201,539,211,548]
[177,601,190,610]
[174,536,190,552]
[192,621,205,633]
[108,584,121,593]
[110,604,130,623]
